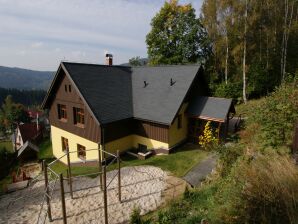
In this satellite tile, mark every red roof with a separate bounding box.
[26,110,43,119]
[18,123,43,143]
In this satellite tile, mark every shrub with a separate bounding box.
[199,121,219,149]
[213,82,242,100]
[130,207,142,224]
[252,81,298,148]
[214,153,298,224]
[0,147,15,179]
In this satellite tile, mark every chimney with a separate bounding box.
[105,53,113,66]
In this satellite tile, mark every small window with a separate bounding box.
[68,85,71,92]
[77,144,86,159]
[64,85,67,92]
[177,114,182,129]
[73,107,85,126]
[57,104,67,120]
[61,137,69,152]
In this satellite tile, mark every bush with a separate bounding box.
[0,147,15,179]
[212,82,242,100]
[252,81,298,148]
[130,207,142,224]
[213,153,298,224]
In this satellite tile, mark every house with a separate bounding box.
[13,122,43,151]
[42,55,235,164]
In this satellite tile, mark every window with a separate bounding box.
[64,85,67,92]
[57,104,67,120]
[177,114,182,129]
[68,85,71,92]
[61,137,69,152]
[73,107,85,126]
[77,144,86,159]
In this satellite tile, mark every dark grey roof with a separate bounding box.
[17,141,39,157]
[44,62,201,125]
[62,62,133,124]
[132,66,200,124]
[187,96,233,122]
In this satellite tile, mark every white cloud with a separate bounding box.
[31,41,43,48]
[0,0,203,70]
[16,50,26,56]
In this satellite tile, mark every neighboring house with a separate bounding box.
[13,122,43,151]
[42,56,234,164]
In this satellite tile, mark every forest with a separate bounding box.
[0,88,46,107]
[144,0,298,102]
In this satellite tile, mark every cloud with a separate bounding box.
[31,41,43,48]
[0,0,203,70]
[16,50,26,56]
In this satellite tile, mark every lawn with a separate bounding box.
[39,138,209,178]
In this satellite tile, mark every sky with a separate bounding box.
[0,0,203,71]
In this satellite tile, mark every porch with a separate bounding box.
[187,96,236,143]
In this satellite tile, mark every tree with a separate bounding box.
[129,56,143,66]
[146,0,208,65]
[0,95,29,136]
[201,0,298,101]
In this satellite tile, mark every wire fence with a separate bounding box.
[35,147,120,224]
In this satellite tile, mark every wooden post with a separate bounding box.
[43,160,52,222]
[59,173,67,224]
[66,169,70,185]
[218,123,222,142]
[66,148,73,199]
[117,150,121,203]
[98,143,103,190]
[103,165,108,224]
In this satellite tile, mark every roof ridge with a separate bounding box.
[62,61,131,68]
[131,64,201,68]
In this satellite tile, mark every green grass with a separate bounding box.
[41,139,209,178]
[0,141,13,152]
[38,138,54,160]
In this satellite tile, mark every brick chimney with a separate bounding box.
[105,53,113,66]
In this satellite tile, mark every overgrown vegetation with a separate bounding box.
[135,78,298,224]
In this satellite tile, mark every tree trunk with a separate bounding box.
[225,35,229,85]
[243,0,248,104]
[281,0,294,81]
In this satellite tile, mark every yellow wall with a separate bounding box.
[51,125,99,164]
[169,103,189,148]
[132,135,169,151]
[51,125,170,163]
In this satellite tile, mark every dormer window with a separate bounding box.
[69,85,71,92]
[57,104,67,121]
[64,85,68,92]
[73,107,85,127]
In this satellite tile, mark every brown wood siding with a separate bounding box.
[104,119,134,143]
[48,70,101,143]
[134,120,169,143]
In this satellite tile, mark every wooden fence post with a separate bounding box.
[59,173,67,224]
[103,165,108,224]
[43,160,52,222]
[98,143,103,190]
[66,148,73,199]
[117,150,121,203]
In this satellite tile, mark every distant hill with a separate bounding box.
[0,66,54,90]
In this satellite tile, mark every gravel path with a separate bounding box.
[183,154,217,187]
[0,166,187,224]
